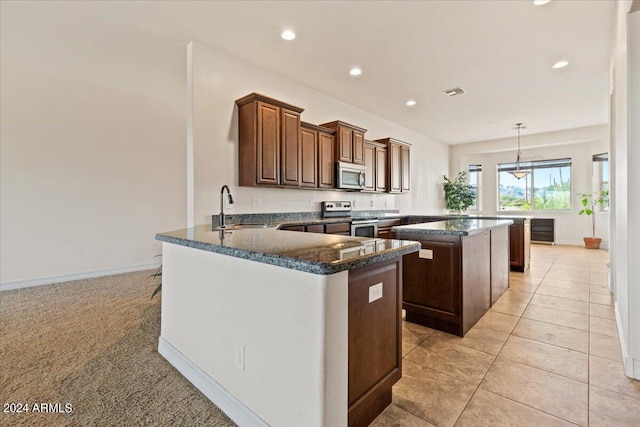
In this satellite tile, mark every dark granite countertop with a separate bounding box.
[156,225,420,275]
[393,219,514,236]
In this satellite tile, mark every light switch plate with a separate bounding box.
[369,282,383,303]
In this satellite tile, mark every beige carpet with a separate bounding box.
[0,270,236,426]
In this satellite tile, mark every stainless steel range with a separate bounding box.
[321,201,378,238]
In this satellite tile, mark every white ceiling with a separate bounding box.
[30,0,615,144]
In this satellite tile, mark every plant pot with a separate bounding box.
[583,237,602,249]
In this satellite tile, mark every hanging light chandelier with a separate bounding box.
[509,123,531,179]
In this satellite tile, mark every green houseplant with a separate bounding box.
[443,171,475,214]
[577,190,609,249]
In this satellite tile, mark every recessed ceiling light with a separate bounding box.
[444,87,465,96]
[406,100,417,106]
[349,67,362,76]
[552,60,569,69]
[533,0,551,5]
[281,30,296,41]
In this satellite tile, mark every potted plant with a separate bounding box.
[577,190,609,249]
[443,171,475,215]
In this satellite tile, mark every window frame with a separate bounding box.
[593,153,609,211]
[497,157,573,212]
[468,164,482,211]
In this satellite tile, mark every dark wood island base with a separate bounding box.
[395,219,512,337]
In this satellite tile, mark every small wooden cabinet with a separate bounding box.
[298,122,336,189]
[363,140,388,193]
[236,93,304,187]
[299,122,318,188]
[397,225,510,337]
[509,220,531,272]
[531,218,555,243]
[320,121,367,165]
[375,138,410,193]
[377,218,403,239]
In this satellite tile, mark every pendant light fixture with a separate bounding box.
[509,123,531,179]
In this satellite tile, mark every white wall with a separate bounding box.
[450,126,609,247]
[0,4,448,287]
[160,242,348,426]
[189,41,449,226]
[610,0,640,379]
[0,2,187,286]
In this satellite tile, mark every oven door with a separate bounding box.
[351,220,378,238]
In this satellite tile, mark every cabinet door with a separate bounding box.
[401,145,410,192]
[352,130,365,165]
[375,146,387,192]
[388,143,402,193]
[363,142,375,191]
[300,127,318,188]
[318,132,335,188]
[257,102,280,185]
[348,260,401,410]
[338,127,353,163]
[280,108,301,186]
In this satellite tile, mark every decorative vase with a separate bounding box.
[583,237,602,249]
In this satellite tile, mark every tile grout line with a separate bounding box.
[455,252,589,427]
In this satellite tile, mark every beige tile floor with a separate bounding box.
[371,244,640,427]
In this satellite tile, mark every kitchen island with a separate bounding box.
[156,225,420,427]
[393,219,513,336]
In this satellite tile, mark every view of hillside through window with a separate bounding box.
[498,158,572,211]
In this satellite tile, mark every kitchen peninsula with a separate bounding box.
[156,225,419,427]
[394,219,513,336]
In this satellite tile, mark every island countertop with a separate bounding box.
[156,225,420,275]
[393,218,514,237]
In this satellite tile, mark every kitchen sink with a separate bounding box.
[212,223,268,231]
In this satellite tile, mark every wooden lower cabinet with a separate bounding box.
[377,219,402,239]
[348,258,402,427]
[325,222,350,235]
[509,220,531,272]
[398,227,510,337]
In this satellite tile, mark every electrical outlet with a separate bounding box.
[252,198,261,208]
[352,200,357,208]
[235,343,245,371]
[385,200,390,207]
[369,282,383,303]
[308,199,314,208]
[369,200,374,207]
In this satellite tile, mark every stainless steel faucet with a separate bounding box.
[219,185,234,228]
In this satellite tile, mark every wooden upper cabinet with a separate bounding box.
[376,143,388,192]
[319,121,367,165]
[281,108,302,186]
[318,127,336,188]
[300,122,319,188]
[236,93,304,187]
[339,127,353,163]
[352,130,365,165]
[401,144,410,192]
[363,140,387,193]
[363,142,375,192]
[300,121,336,189]
[375,138,411,193]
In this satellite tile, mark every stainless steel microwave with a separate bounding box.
[336,161,365,190]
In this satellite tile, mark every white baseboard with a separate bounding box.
[158,336,268,427]
[614,302,640,380]
[0,262,161,292]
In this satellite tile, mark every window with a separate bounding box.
[468,164,481,210]
[593,153,609,211]
[498,158,572,211]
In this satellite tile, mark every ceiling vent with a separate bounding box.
[444,87,465,96]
